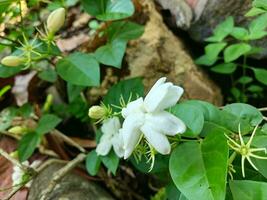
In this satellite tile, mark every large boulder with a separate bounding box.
[126,0,223,105]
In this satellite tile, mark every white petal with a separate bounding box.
[122,97,144,118]
[96,140,112,156]
[121,113,144,159]
[112,133,124,158]
[146,111,186,135]
[144,81,184,112]
[101,117,121,136]
[141,123,171,155]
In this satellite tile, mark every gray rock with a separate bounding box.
[28,163,115,200]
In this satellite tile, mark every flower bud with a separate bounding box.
[88,106,106,119]
[1,56,24,67]
[47,8,66,34]
[10,151,18,159]
[8,126,27,135]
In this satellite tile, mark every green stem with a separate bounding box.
[228,152,237,165]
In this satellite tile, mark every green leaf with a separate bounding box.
[211,63,237,74]
[94,40,127,68]
[252,68,267,85]
[237,76,253,84]
[56,52,100,86]
[246,7,266,17]
[38,67,57,83]
[248,13,267,35]
[103,77,144,110]
[223,103,263,126]
[205,42,227,62]
[100,150,119,175]
[18,132,41,162]
[230,27,249,40]
[169,132,229,200]
[224,43,251,63]
[86,150,101,176]
[81,0,134,21]
[0,65,21,78]
[170,103,204,137]
[195,55,216,66]
[230,180,267,200]
[107,21,144,41]
[67,83,85,102]
[253,0,267,9]
[36,114,62,135]
[205,17,234,42]
[247,85,263,93]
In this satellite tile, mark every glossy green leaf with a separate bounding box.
[224,43,251,63]
[86,150,101,176]
[38,67,57,83]
[252,68,267,85]
[223,103,263,126]
[169,132,229,200]
[170,103,204,137]
[36,114,62,135]
[56,52,100,86]
[107,21,144,41]
[0,65,21,78]
[103,77,144,110]
[81,0,134,21]
[230,180,267,200]
[211,63,237,74]
[94,40,127,68]
[18,132,41,162]
[100,150,119,175]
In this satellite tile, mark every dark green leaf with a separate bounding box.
[38,67,57,83]
[100,150,119,175]
[18,132,41,162]
[0,65,21,78]
[223,103,263,126]
[94,40,127,68]
[107,21,144,41]
[36,114,62,135]
[237,76,253,84]
[230,180,267,200]
[170,103,204,137]
[247,85,263,92]
[67,83,85,102]
[169,132,229,200]
[81,0,134,21]
[86,150,101,176]
[195,55,216,66]
[56,52,100,86]
[103,77,144,110]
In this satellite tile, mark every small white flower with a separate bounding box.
[96,117,124,158]
[12,160,41,188]
[121,77,186,159]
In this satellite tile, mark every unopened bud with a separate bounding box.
[47,8,66,34]
[10,151,18,159]
[88,106,106,119]
[1,56,24,67]
[8,126,27,135]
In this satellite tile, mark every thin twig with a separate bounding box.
[0,149,29,172]
[52,130,86,153]
[259,107,267,112]
[39,153,86,200]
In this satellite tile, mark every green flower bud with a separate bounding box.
[88,105,106,119]
[8,126,27,135]
[47,8,66,34]
[1,56,24,67]
[9,151,18,159]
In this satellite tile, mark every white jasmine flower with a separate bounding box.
[12,160,41,188]
[121,77,186,159]
[96,117,124,158]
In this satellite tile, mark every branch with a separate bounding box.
[39,153,87,200]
